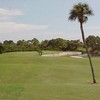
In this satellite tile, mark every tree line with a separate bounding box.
[0,35,100,55]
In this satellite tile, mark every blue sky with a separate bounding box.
[0,0,100,42]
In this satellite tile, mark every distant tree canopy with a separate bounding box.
[0,43,4,54]
[86,35,100,55]
[0,35,100,55]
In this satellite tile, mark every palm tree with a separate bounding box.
[68,3,96,83]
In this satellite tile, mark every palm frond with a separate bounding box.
[68,2,94,23]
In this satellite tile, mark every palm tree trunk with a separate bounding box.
[80,22,96,83]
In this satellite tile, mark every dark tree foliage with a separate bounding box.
[47,38,68,51]
[41,40,49,50]
[67,40,81,51]
[86,35,100,55]
[0,43,4,54]
[0,36,99,56]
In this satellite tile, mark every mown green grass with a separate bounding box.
[0,52,100,100]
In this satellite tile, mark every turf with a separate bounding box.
[0,52,100,100]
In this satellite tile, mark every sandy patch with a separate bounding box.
[42,52,82,57]
[70,56,83,58]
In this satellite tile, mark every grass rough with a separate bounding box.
[0,51,100,100]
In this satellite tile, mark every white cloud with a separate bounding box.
[0,22,48,33]
[0,8,23,21]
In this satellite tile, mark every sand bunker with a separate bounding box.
[70,56,83,58]
[42,52,82,57]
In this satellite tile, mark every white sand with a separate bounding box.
[70,56,83,58]
[42,52,82,57]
